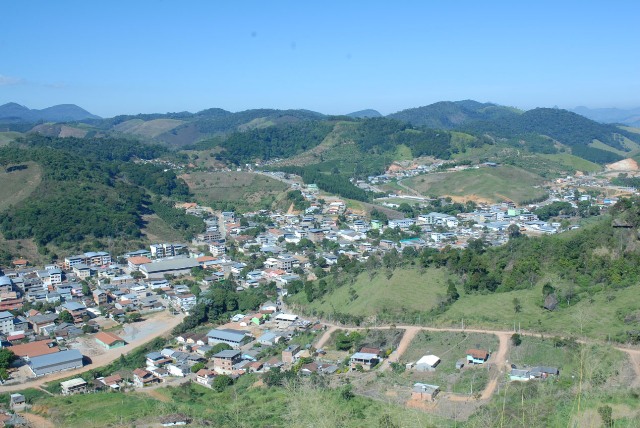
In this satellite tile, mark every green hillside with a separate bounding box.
[289,267,450,319]
[403,165,547,203]
[183,171,288,211]
[0,162,42,212]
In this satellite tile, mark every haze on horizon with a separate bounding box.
[1,0,639,118]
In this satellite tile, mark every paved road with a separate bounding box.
[0,311,185,393]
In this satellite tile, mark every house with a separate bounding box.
[127,256,152,271]
[412,383,440,401]
[195,369,216,388]
[28,313,58,334]
[206,328,251,349]
[213,350,242,374]
[349,352,379,371]
[93,289,109,305]
[167,363,190,377]
[133,368,160,387]
[466,349,489,364]
[0,311,14,334]
[529,366,560,379]
[28,349,83,377]
[509,368,531,382]
[282,344,300,364]
[258,331,278,346]
[146,351,171,367]
[415,355,441,372]
[100,374,124,389]
[72,263,92,279]
[60,378,88,395]
[95,331,126,349]
[9,393,26,410]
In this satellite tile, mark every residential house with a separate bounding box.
[60,378,88,395]
[195,369,216,388]
[95,331,126,349]
[213,350,242,374]
[133,368,160,387]
[411,383,440,401]
[282,344,300,364]
[350,352,379,371]
[466,349,489,364]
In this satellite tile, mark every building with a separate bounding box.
[349,352,379,371]
[28,349,83,377]
[411,383,440,401]
[11,340,59,360]
[60,378,88,395]
[466,349,489,364]
[206,328,251,349]
[139,258,200,279]
[150,243,186,259]
[133,368,160,387]
[95,331,127,349]
[213,350,242,374]
[282,344,300,364]
[415,355,441,372]
[128,256,152,271]
[0,311,14,334]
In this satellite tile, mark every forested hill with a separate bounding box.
[459,108,640,164]
[387,100,522,129]
[0,135,201,253]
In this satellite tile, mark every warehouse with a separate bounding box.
[28,349,83,377]
[139,258,200,279]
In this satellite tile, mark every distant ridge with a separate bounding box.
[346,109,382,118]
[0,102,100,122]
[387,100,521,129]
[571,106,640,127]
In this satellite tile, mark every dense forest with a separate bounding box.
[0,135,196,248]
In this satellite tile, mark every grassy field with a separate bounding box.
[290,267,451,321]
[181,171,288,211]
[0,161,42,211]
[540,153,602,173]
[403,165,547,203]
[436,278,640,342]
[0,131,22,146]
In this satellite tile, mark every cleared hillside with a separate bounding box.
[0,162,42,211]
[403,165,547,203]
[182,171,288,211]
[114,118,185,138]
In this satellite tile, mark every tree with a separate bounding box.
[513,298,522,313]
[446,281,460,302]
[59,310,74,324]
[213,375,233,392]
[125,312,142,323]
[206,343,233,358]
[507,224,521,239]
[81,282,91,296]
[542,282,554,297]
[191,362,206,373]
[511,333,522,346]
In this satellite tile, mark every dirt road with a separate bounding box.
[0,311,185,393]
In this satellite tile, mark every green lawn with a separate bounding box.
[403,165,547,203]
[292,267,450,320]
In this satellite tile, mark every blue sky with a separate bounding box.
[1,1,638,117]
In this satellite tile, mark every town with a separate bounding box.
[0,164,631,425]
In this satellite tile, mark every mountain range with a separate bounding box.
[0,102,101,123]
[571,106,640,127]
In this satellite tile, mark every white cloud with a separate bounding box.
[0,74,23,86]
